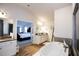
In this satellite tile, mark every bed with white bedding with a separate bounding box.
[19,33,31,38]
[17,33,31,41]
[33,42,69,56]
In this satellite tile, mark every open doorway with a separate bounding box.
[17,20,33,48]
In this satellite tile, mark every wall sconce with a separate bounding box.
[37,21,43,26]
[0,9,7,18]
[38,17,46,22]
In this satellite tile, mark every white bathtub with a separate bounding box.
[33,42,69,56]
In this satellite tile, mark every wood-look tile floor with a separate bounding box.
[17,44,44,56]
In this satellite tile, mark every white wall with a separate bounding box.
[54,6,73,38]
[33,12,54,42]
[0,4,35,39]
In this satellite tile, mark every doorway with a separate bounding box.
[17,20,33,47]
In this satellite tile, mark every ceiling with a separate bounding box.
[19,3,72,17]
[0,3,72,19]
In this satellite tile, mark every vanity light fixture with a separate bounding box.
[0,9,7,18]
[27,4,30,7]
[37,21,43,26]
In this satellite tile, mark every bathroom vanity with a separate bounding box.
[0,18,17,56]
[0,38,17,56]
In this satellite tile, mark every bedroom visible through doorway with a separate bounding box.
[17,20,32,48]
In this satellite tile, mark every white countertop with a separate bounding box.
[0,38,16,42]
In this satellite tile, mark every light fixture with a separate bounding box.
[0,9,7,18]
[37,21,43,26]
[27,3,31,7]
[27,4,30,7]
[38,17,46,22]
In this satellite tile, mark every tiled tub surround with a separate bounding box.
[54,37,79,56]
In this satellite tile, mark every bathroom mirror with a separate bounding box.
[0,18,13,38]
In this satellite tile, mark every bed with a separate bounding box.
[17,33,31,41]
[33,42,69,56]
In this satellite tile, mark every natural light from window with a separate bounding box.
[19,27,22,32]
[25,27,27,33]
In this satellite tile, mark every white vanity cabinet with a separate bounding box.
[33,34,49,44]
[0,40,17,56]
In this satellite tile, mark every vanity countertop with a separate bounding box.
[0,35,16,43]
[0,38,16,43]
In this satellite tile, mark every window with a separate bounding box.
[24,27,27,33]
[19,27,22,33]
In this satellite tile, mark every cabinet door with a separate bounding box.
[0,47,4,56]
[34,36,41,44]
[0,40,17,56]
[0,41,10,56]
[6,40,17,56]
